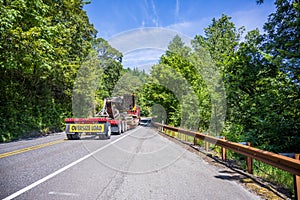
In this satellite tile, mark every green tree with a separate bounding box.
[112,71,144,96]
[229,29,299,152]
[197,13,300,152]
[141,64,183,126]
[263,0,300,83]
[193,14,244,73]
[140,36,214,131]
[93,38,123,98]
[0,0,97,142]
[72,50,103,118]
[192,15,239,134]
[166,34,191,57]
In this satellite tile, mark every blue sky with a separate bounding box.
[84,0,276,71]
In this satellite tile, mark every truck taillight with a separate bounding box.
[65,118,74,123]
[109,120,118,125]
[97,118,108,122]
[65,118,107,123]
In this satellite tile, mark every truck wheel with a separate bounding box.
[67,134,73,140]
[121,121,125,133]
[117,124,122,135]
[74,133,81,140]
[107,125,111,139]
[105,123,111,139]
[125,122,128,132]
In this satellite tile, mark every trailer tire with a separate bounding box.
[117,123,122,135]
[104,123,111,139]
[124,121,127,132]
[121,121,125,133]
[74,133,81,140]
[67,134,73,140]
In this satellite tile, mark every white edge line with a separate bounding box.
[3,127,141,200]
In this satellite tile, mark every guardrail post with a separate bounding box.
[221,136,226,160]
[193,137,197,145]
[205,133,209,151]
[294,153,300,200]
[246,142,253,174]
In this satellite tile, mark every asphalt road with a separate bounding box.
[0,126,261,200]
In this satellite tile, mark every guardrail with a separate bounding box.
[153,122,300,199]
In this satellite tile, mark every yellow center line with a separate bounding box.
[0,139,65,159]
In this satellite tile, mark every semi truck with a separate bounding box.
[65,94,140,140]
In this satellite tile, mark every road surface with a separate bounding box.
[0,126,260,199]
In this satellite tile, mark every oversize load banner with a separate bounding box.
[69,124,104,132]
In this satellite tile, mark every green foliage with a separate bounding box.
[94,38,123,98]
[141,64,182,126]
[253,160,294,194]
[72,50,103,117]
[224,27,299,153]
[166,34,191,57]
[192,13,299,153]
[193,14,244,73]
[0,0,97,142]
[112,67,146,97]
[115,67,150,116]
[263,0,300,83]
[138,35,214,130]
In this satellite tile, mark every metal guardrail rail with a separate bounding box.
[153,122,300,199]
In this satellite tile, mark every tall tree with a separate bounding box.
[0,0,97,141]
[192,15,240,134]
[93,38,123,98]
[193,14,244,73]
[166,34,191,57]
[227,28,300,152]
[140,36,212,130]
[263,0,300,83]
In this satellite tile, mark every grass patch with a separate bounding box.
[253,160,294,195]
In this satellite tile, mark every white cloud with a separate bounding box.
[140,0,160,27]
[108,27,192,53]
[150,0,159,27]
[124,49,164,62]
[175,0,180,21]
[108,28,193,73]
[122,49,164,72]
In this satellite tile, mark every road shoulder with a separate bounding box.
[155,127,290,200]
